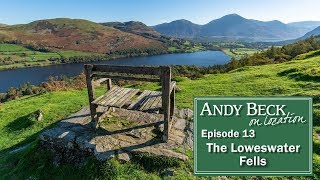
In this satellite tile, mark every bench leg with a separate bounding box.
[167,87,175,134]
[85,64,98,129]
[89,103,98,128]
[106,78,112,91]
[170,87,175,117]
[161,67,171,142]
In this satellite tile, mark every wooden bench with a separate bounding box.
[84,64,176,142]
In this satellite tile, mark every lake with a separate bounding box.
[0,51,230,92]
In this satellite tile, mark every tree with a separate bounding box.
[227,57,240,71]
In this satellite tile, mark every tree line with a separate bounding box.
[225,36,320,71]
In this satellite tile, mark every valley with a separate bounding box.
[153,14,320,42]
[1,6,320,178]
[1,48,320,178]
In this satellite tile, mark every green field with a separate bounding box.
[222,48,263,58]
[1,52,320,178]
[0,43,103,70]
[168,41,206,53]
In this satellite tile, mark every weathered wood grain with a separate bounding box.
[106,78,112,91]
[161,66,171,142]
[92,87,119,105]
[128,90,152,110]
[139,91,161,111]
[84,64,98,128]
[85,64,173,142]
[91,65,161,76]
[115,89,140,107]
[93,74,159,82]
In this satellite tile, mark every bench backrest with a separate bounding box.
[84,64,171,83]
[84,64,174,142]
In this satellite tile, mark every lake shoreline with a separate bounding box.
[0,50,231,92]
[0,49,219,71]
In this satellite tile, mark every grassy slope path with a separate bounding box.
[0,55,320,178]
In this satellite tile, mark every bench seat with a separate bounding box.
[92,87,162,112]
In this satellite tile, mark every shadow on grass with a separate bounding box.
[305,50,320,59]
[4,111,38,132]
[277,68,320,82]
[288,73,320,82]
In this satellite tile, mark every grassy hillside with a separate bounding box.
[101,21,161,38]
[0,43,103,70]
[176,55,320,108]
[0,53,320,178]
[0,18,166,54]
[222,48,264,58]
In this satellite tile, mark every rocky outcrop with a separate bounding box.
[40,107,193,165]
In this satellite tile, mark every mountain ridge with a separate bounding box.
[0,18,166,54]
[301,26,320,39]
[153,14,311,42]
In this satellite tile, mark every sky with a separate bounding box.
[1,0,320,25]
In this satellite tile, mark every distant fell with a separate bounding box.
[153,19,201,38]
[153,14,310,42]
[101,21,160,37]
[300,26,320,39]
[288,21,320,31]
[0,18,166,53]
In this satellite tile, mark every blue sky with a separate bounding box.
[1,0,320,25]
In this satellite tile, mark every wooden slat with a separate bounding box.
[92,87,118,105]
[144,92,161,110]
[148,95,162,111]
[99,87,124,105]
[138,91,157,111]
[90,65,162,76]
[128,90,152,110]
[94,78,108,84]
[93,74,159,82]
[139,91,161,111]
[156,95,162,109]
[114,88,135,107]
[106,88,132,106]
[136,90,153,110]
[93,87,124,106]
[92,87,118,104]
[115,89,140,107]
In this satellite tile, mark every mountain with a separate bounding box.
[101,21,161,38]
[300,26,320,39]
[153,14,309,42]
[0,18,166,53]
[153,19,201,38]
[199,14,302,41]
[288,21,320,31]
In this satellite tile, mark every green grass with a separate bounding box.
[0,43,105,70]
[0,44,30,52]
[168,42,206,53]
[58,50,101,58]
[1,54,320,178]
[223,48,263,58]
[295,49,320,60]
[9,18,109,33]
[176,56,320,108]
[168,46,178,52]
[0,88,104,151]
